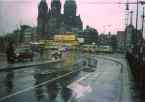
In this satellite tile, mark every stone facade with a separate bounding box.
[37,0,83,40]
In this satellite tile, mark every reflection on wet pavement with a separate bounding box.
[5,71,15,94]
[33,69,80,102]
[0,53,134,102]
[0,60,82,102]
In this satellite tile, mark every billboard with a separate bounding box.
[54,34,76,41]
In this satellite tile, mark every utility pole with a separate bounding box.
[125,0,129,27]
[141,6,145,35]
[135,0,139,44]
[130,11,134,25]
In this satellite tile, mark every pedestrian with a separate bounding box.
[6,41,15,64]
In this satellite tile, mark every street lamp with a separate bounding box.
[141,6,145,35]
[136,0,145,43]
[136,0,139,34]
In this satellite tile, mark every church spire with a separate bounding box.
[51,0,61,16]
[38,0,48,17]
[37,0,49,39]
[64,0,77,17]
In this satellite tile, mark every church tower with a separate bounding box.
[47,0,62,36]
[63,0,82,31]
[64,0,77,17]
[51,0,61,16]
[37,0,49,40]
[37,0,83,38]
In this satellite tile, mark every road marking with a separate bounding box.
[68,55,123,102]
[77,73,91,82]
[0,70,78,101]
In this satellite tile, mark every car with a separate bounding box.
[51,51,62,60]
[15,48,33,61]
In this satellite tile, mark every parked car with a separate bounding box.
[51,51,62,60]
[15,48,33,61]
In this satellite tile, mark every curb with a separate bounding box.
[0,59,62,72]
[95,55,124,102]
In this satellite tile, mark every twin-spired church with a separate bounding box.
[37,0,83,39]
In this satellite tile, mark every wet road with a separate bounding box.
[0,51,85,102]
[0,52,135,102]
[68,56,122,102]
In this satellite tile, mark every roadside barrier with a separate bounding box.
[126,52,145,101]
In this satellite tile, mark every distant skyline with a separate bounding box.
[0,0,144,37]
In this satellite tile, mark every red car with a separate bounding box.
[15,48,33,61]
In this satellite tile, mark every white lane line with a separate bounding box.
[76,61,99,82]
[71,67,100,84]
[76,73,91,82]
[67,66,102,101]
[0,70,76,102]
[75,62,101,83]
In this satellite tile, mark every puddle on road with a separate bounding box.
[68,82,92,98]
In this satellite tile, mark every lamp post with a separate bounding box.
[135,0,139,42]
[142,7,145,33]
[135,1,145,45]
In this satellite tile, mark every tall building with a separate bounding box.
[37,0,49,40]
[37,0,83,40]
[63,0,82,32]
[48,0,62,36]
[125,24,136,49]
[50,0,61,16]
[125,11,136,50]
[117,31,126,52]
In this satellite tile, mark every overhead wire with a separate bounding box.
[79,1,145,5]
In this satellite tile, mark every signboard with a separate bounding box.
[77,38,84,43]
[54,34,76,41]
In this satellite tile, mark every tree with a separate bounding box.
[20,25,32,42]
[83,26,98,44]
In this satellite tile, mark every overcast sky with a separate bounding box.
[0,0,144,36]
